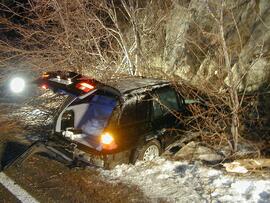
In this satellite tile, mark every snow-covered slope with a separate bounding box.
[100,158,270,203]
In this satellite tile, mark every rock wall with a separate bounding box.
[124,0,270,91]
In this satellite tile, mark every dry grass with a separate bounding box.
[6,155,151,203]
[0,184,19,203]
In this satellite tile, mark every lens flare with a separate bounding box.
[10,77,26,93]
[100,132,117,150]
[101,132,114,145]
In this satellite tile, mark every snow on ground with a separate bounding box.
[100,158,270,203]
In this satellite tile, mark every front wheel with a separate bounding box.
[135,139,162,162]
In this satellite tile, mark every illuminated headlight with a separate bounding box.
[10,77,26,93]
[100,132,117,150]
[101,132,114,145]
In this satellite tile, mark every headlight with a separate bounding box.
[10,77,26,93]
[100,132,117,150]
[101,132,114,145]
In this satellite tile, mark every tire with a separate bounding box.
[134,139,162,162]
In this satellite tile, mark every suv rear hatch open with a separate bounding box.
[34,71,120,151]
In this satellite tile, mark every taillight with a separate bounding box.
[100,132,117,150]
[76,82,94,93]
[41,84,48,89]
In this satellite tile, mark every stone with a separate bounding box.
[121,0,270,91]
[175,141,224,162]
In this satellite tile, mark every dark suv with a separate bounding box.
[35,71,187,169]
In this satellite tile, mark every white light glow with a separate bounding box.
[10,77,26,93]
[101,132,114,145]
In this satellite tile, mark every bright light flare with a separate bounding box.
[100,132,117,150]
[101,132,114,145]
[10,77,26,93]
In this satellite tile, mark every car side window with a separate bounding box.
[136,95,149,122]
[120,97,137,124]
[153,99,163,118]
[152,87,180,119]
[119,95,149,125]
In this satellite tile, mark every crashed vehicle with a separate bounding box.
[6,71,189,169]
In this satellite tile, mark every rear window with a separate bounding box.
[67,93,117,136]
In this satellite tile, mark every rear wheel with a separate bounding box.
[135,139,161,162]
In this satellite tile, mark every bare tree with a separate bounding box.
[0,0,124,77]
[219,1,240,151]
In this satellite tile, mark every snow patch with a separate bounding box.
[100,158,270,202]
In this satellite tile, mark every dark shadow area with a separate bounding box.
[244,84,270,143]
[0,141,72,170]
[173,164,191,177]
[0,141,28,169]
[169,146,181,154]
[259,191,270,203]
[37,150,72,166]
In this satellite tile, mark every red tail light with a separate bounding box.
[76,82,94,93]
[41,84,48,89]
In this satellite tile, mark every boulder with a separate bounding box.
[175,141,224,162]
[223,158,270,174]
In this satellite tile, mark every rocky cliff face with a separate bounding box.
[124,0,270,91]
[1,0,269,92]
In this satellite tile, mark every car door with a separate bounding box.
[150,86,184,147]
[109,94,151,150]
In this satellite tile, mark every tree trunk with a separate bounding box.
[219,1,240,151]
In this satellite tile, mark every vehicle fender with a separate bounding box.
[130,132,163,164]
[145,132,158,142]
[146,128,170,149]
